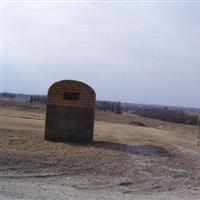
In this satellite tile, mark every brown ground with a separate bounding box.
[0,100,200,199]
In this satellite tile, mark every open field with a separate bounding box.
[0,100,200,199]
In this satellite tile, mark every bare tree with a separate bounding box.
[115,101,122,114]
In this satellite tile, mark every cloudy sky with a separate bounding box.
[1,1,200,108]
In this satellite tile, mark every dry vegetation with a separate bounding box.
[0,100,200,199]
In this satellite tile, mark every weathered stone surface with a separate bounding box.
[45,80,95,143]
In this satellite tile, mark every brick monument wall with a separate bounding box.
[45,80,96,143]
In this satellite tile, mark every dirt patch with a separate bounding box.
[130,121,146,127]
[92,141,171,156]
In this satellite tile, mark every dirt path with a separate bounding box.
[1,176,200,200]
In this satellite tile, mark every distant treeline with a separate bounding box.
[96,101,122,114]
[96,101,199,125]
[0,92,16,98]
[1,92,199,125]
[125,105,199,125]
[29,95,47,104]
[0,92,47,104]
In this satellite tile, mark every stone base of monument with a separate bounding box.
[45,105,94,143]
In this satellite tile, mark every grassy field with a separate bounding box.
[0,100,200,199]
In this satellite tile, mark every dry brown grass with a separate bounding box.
[0,100,200,194]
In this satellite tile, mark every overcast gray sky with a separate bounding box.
[1,1,200,108]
